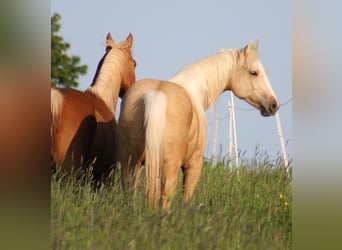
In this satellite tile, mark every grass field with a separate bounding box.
[51,158,292,249]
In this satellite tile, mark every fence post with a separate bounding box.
[229,92,239,177]
[275,111,289,174]
[211,114,219,165]
[228,101,233,169]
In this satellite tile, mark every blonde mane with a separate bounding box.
[87,40,130,115]
[169,49,239,126]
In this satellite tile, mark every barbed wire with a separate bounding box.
[279,98,292,107]
[211,98,292,121]
[229,98,292,111]
[208,98,291,169]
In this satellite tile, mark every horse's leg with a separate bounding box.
[120,155,133,191]
[120,154,141,192]
[182,157,203,204]
[116,129,130,192]
[160,161,180,210]
[132,161,142,195]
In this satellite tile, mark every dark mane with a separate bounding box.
[90,47,112,86]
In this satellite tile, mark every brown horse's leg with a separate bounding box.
[182,158,203,204]
[160,162,180,210]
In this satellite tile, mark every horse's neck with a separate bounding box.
[170,50,235,112]
[87,52,122,115]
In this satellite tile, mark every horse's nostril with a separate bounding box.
[270,101,279,113]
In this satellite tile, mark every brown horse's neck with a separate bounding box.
[87,50,124,115]
[170,49,237,111]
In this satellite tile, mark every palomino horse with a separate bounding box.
[117,41,279,209]
[51,33,136,182]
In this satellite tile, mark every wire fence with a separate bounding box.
[213,98,292,121]
[208,96,291,175]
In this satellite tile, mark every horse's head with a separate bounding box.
[106,33,136,97]
[230,41,279,116]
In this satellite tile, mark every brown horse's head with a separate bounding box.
[230,41,279,116]
[91,33,136,96]
[107,33,136,97]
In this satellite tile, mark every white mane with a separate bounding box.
[169,49,238,125]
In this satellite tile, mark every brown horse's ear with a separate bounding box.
[125,33,133,48]
[106,32,114,51]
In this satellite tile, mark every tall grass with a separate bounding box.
[51,158,291,249]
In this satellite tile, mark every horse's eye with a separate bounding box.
[133,59,137,68]
[249,70,258,77]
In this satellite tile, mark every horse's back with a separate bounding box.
[121,78,191,110]
[120,78,192,128]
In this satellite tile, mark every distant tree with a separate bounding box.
[51,13,87,88]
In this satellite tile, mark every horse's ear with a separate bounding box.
[241,39,259,58]
[126,33,133,48]
[242,40,253,57]
[253,39,259,50]
[106,32,114,51]
[107,32,113,42]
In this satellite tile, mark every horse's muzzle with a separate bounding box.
[261,98,279,116]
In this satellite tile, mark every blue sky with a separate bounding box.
[51,1,291,162]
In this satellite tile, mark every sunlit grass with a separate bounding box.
[51,155,292,249]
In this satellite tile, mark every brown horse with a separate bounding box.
[116,41,279,209]
[51,33,136,182]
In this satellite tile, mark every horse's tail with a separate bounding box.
[51,87,64,130]
[51,88,64,155]
[143,90,167,208]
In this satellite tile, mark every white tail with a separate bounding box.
[143,90,167,208]
[51,88,64,148]
[51,88,64,126]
